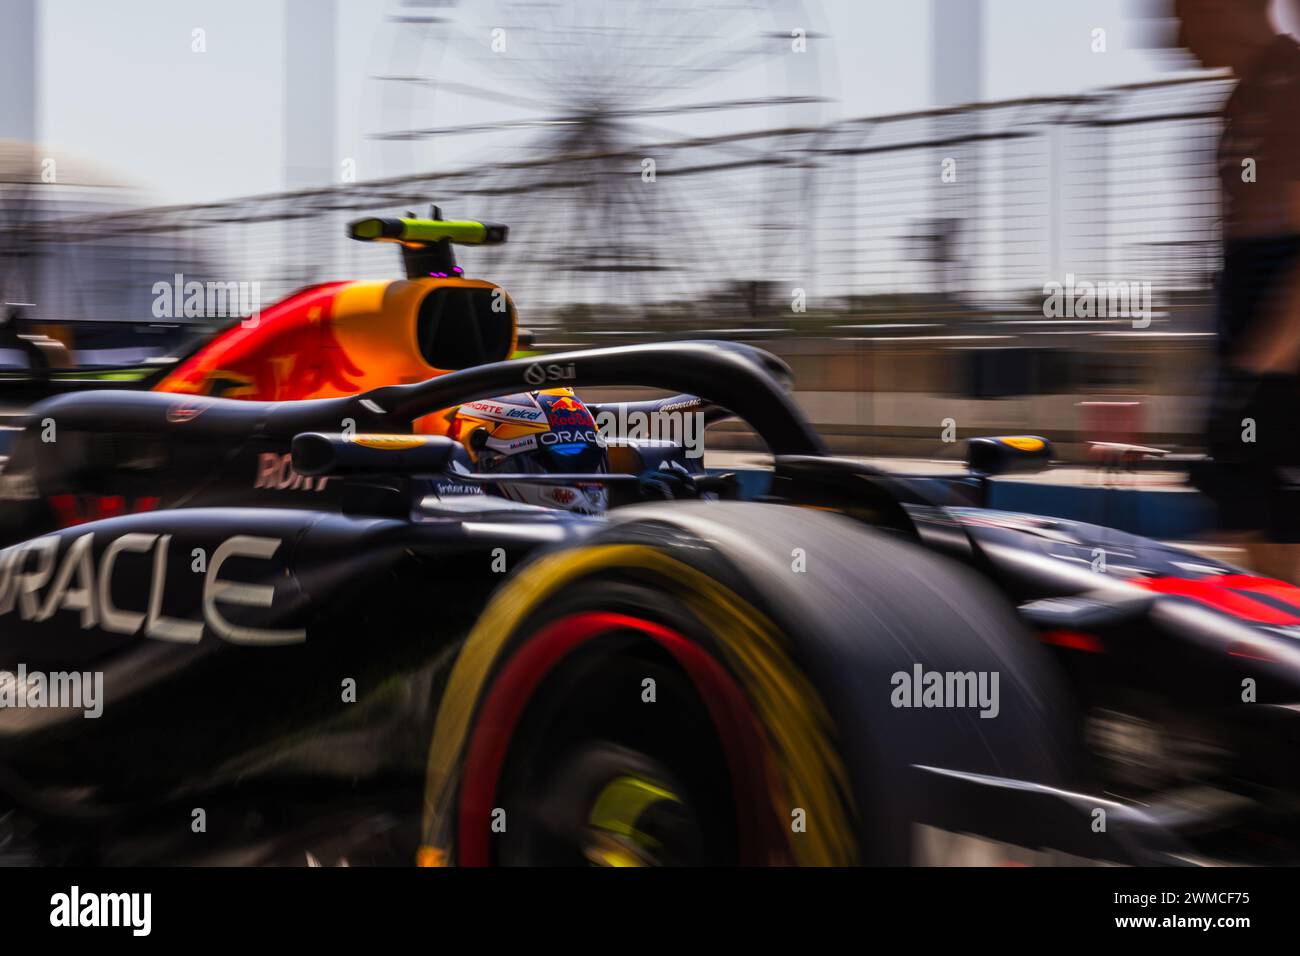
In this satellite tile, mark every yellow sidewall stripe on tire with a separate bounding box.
[421,543,858,866]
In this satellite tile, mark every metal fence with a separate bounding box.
[1,75,1234,333]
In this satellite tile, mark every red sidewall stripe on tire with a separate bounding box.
[457,611,784,866]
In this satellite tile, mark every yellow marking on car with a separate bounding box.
[999,436,1045,452]
[352,435,427,450]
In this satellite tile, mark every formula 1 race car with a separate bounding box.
[0,208,520,410]
[2,336,1299,867]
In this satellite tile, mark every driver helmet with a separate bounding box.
[451,388,609,514]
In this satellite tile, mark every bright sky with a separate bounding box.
[34,0,1196,205]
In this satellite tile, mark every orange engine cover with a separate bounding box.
[152,277,517,433]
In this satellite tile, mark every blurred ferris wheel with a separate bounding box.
[362,0,832,317]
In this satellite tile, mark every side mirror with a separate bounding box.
[966,436,1052,476]
[291,432,461,477]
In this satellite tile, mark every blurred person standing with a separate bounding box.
[1176,0,1300,580]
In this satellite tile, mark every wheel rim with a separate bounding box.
[455,610,784,865]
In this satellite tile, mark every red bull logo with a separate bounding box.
[545,394,595,429]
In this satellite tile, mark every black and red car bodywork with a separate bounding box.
[0,340,1297,865]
